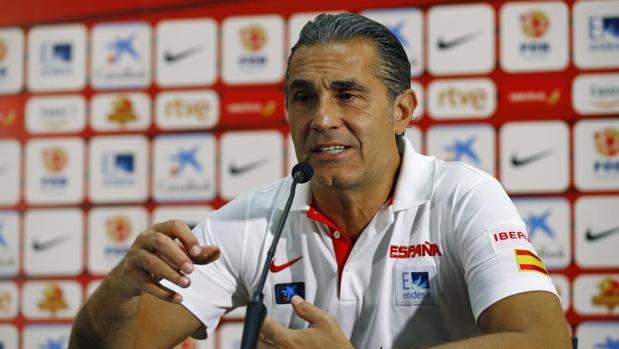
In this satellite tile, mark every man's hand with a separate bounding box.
[259,296,354,349]
[109,219,220,303]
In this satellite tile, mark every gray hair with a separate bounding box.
[286,12,411,103]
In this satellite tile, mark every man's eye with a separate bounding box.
[338,92,354,101]
[293,93,312,103]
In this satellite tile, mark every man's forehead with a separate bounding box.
[286,78,367,91]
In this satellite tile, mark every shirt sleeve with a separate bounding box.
[452,176,558,321]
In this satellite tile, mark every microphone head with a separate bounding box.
[291,162,313,184]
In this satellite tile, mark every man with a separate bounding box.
[70,13,571,349]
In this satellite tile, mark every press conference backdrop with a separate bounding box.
[0,0,618,347]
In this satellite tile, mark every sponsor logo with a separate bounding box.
[389,242,443,258]
[0,225,15,267]
[229,158,268,176]
[238,24,268,69]
[0,110,16,128]
[0,38,7,77]
[588,15,619,52]
[165,98,211,121]
[107,34,139,64]
[445,136,480,164]
[525,210,566,261]
[169,147,202,176]
[32,235,69,252]
[438,87,487,111]
[227,100,277,117]
[586,226,619,242]
[40,146,68,188]
[107,95,138,127]
[493,231,531,242]
[27,96,85,132]
[39,41,72,76]
[519,10,551,55]
[395,265,436,305]
[592,277,619,311]
[164,45,204,64]
[101,152,135,186]
[92,23,150,88]
[511,149,554,167]
[508,88,561,105]
[270,256,303,273]
[514,249,548,275]
[0,290,11,312]
[595,337,619,349]
[104,215,132,257]
[437,32,479,50]
[274,282,305,304]
[590,84,619,110]
[37,284,68,316]
[593,128,619,174]
[37,337,67,349]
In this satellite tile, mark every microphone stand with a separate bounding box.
[240,163,312,349]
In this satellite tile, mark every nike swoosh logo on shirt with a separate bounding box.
[270,256,303,273]
[585,226,619,241]
[510,149,554,167]
[164,45,204,63]
[437,32,479,50]
[32,235,70,252]
[228,158,268,176]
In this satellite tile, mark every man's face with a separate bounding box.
[286,38,408,191]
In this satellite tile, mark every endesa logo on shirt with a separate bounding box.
[499,75,569,119]
[220,88,284,127]
[394,265,436,306]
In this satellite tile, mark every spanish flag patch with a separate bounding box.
[514,249,548,276]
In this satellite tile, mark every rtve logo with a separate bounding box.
[428,78,496,119]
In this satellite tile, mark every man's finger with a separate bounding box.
[191,245,221,265]
[152,220,202,257]
[290,296,331,326]
[260,318,289,345]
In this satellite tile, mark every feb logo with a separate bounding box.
[105,215,132,258]
[519,10,550,55]
[38,283,68,316]
[0,38,7,62]
[240,25,267,52]
[107,95,138,127]
[238,24,268,69]
[106,215,132,242]
[520,10,549,38]
[42,146,68,174]
[593,128,619,175]
[592,277,619,312]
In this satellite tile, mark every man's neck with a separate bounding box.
[311,158,401,240]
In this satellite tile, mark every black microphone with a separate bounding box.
[240,162,314,349]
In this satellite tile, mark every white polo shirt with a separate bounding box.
[171,138,557,348]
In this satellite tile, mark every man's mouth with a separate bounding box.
[313,145,348,154]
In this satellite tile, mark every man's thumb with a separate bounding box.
[291,295,328,325]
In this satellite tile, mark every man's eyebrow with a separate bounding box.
[330,79,369,93]
[287,79,314,92]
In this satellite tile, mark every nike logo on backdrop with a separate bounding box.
[270,256,303,273]
[32,235,70,252]
[510,149,554,167]
[164,45,204,63]
[585,226,619,241]
[437,32,480,50]
[228,158,268,175]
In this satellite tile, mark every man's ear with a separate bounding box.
[393,89,417,135]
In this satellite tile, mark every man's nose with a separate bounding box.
[311,98,342,130]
